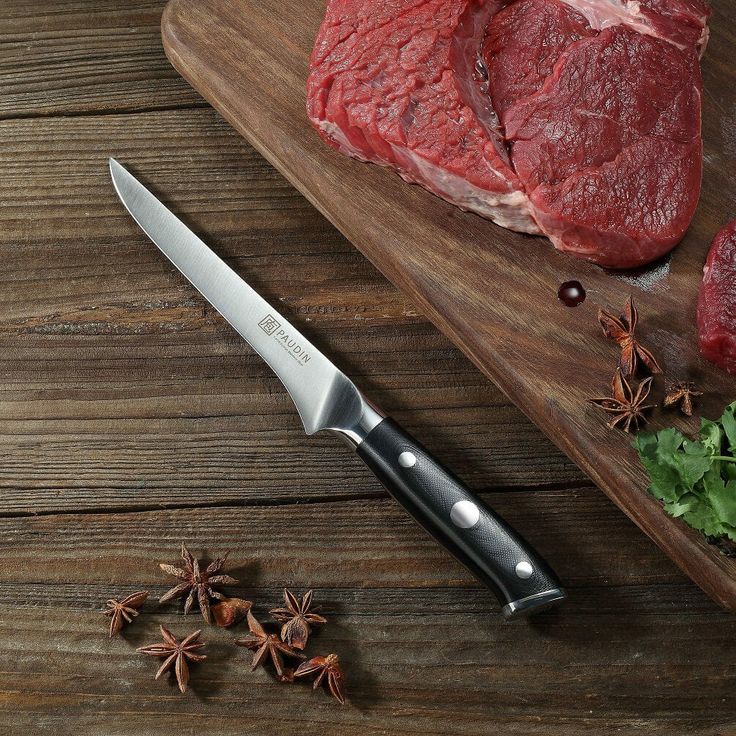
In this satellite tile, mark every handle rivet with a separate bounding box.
[450,500,480,529]
[515,561,533,579]
[398,451,417,468]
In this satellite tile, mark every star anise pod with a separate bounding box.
[269,589,327,650]
[136,626,207,694]
[589,369,656,433]
[235,610,304,678]
[211,597,252,628]
[295,653,346,705]
[159,543,238,624]
[102,591,149,638]
[663,381,703,416]
[598,296,662,376]
[276,668,296,684]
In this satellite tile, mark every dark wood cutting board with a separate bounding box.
[161,0,736,610]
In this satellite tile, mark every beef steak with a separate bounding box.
[307,0,537,233]
[307,0,710,268]
[698,219,736,375]
[485,0,704,267]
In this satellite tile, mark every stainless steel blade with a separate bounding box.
[109,158,383,443]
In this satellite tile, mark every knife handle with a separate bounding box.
[355,418,566,619]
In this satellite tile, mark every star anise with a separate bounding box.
[294,653,346,705]
[211,597,252,628]
[102,591,149,638]
[136,626,207,694]
[589,369,656,433]
[664,381,703,416]
[159,543,238,624]
[598,296,662,376]
[235,610,304,678]
[269,589,327,650]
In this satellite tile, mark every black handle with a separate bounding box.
[356,418,566,619]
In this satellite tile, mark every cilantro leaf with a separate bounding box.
[635,401,736,544]
[706,472,736,527]
[721,404,736,453]
[634,430,685,503]
[699,418,723,454]
[663,497,694,518]
[675,439,713,491]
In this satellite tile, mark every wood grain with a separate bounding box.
[2,0,736,733]
[0,504,736,736]
[161,0,736,612]
[0,0,202,118]
[0,504,735,736]
[0,108,581,514]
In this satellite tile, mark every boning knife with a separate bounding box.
[109,158,566,619]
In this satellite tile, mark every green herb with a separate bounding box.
[634,402,736,541]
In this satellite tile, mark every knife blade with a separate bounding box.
[109,158,566,619]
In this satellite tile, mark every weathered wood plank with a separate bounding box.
[1,600,734,736]
[0,110,582,514]
[0,505,734,736]
[0,0,200,118]
[0,493,680,590]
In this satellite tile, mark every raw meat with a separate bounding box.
[307,0,710,268]
[307,0,537,233]
[698,219,736,375]
[485,0,705,267]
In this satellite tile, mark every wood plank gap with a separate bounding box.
[0,482,592,519]
[0,489,391,519]
[0,100,210,122]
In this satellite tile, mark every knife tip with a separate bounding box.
[108,158,129,192]
[108,158,127,202]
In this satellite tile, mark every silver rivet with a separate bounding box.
[398,452,417,468]
[450,500,480,529]
[515,561,533,579]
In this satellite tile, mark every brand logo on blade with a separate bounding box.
[258,314,281,335]
[259,314,312,366]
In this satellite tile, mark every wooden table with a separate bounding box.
[1,2,734,734]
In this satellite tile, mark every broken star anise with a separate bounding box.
[136,625,207,694]
[598,296,662,377]
[102,590,149,638]
[159,543,238,624]
[211,597,252,628]
[664,381,703,416]
[589,369,656,433]
[294,653,346,705]
[235,610,304,678]
[269,589,327,650]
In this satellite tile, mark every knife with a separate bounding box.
[109,158,566,619]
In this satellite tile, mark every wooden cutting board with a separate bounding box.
[161,0,736,610]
